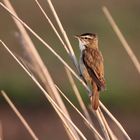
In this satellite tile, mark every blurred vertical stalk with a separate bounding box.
[102,6,140,74]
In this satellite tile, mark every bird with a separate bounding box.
[75,33,105,110]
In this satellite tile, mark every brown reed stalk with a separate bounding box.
[1,91,39,140]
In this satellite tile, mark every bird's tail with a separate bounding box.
[91,82,99,110]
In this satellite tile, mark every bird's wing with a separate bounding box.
[83,48,105,91]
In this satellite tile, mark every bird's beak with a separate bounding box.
[74,35,80,39]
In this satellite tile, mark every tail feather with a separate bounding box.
[91,83,99,110]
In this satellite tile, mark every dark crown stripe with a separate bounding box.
[80,33,96,37]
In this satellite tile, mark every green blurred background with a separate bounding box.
[0,0,140,139]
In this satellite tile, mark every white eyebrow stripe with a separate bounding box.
[82,35,93,39]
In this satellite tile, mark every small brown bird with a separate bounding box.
[75,33,105,110]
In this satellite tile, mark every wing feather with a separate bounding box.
[83,48,105,91]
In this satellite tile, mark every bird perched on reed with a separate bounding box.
[75,33,105,110]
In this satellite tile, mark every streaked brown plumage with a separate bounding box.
[75,33,105,110]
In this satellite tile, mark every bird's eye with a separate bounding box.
[84,37,88,39]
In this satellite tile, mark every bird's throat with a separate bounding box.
[79,40,86,52]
